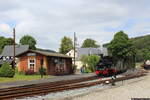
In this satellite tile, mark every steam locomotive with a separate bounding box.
[95,55,116,76]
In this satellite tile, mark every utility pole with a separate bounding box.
[74,32,76,67]
[13,28,16,69]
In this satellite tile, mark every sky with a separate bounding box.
[0,0,150,51]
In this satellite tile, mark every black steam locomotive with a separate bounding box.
[95,55,116,76]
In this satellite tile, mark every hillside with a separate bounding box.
[131,34,150,50]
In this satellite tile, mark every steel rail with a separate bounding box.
[0,73,145,100]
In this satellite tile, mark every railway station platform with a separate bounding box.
[0,73,96,89]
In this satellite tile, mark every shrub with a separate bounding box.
[84,68,92,73]
[0,62,15,77]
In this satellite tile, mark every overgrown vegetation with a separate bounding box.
[0,62,15,77]
[80,55,100,72]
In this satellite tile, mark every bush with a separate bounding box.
[0,62,15,77]
[84,68,92,73]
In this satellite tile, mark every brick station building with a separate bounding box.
[1,45,73,75]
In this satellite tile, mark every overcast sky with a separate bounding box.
[0,0,150,51]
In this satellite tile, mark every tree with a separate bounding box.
[59,36,73,54]
[0,36,13,53]
[81,38,99,48]
[20,35,36,50]
[131,35,150,62]
[87,55,100,72]
[80,55,100,72]
[108,31,136,68]
[142,48,150,60]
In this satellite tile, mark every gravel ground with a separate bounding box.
[71,73,150,100]
[16,81,109,100]
[16,72,149,100]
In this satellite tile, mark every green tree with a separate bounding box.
[80,55,100,72]
[81,38,99,48]
[20,35,36,50]
[104,34,150,62]
[0,36,13,53]
[108,31,136,68]
[131,35,150,62]
[142,49,150,60]
[87,55,100,72]
[59,36,73,54]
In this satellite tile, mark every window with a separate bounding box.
[53,58,65,72]
[28,57,36,70]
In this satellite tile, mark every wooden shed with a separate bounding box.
[16,50,73,75]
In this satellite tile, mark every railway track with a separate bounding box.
[0,72,146,100]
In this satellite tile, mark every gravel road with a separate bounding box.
[71,73,150,100]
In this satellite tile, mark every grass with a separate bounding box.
[0,73,52,83]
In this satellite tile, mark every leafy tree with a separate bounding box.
[86,55,100,72]
[59,36,73,54]
[0,36,13,53]
[131,35,150,62]
[108,31,136,68]
[80,55,100,72]
[104,34,150,62]
[81,38,99,48]
[142,49,150,60]
[20,35,36,50]
[0,62,15,77]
